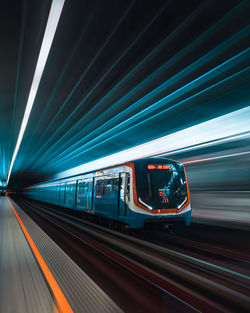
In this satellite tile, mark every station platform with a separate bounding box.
[0,197,123,313]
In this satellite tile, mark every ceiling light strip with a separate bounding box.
[7,0,65,185]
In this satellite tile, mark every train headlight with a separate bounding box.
[139,197,153,211]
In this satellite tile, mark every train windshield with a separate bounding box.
[136,169,187,210]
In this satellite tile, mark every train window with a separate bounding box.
[96,177,119,198]
[96,180,104,196]
[65,181,76,206]
[136,169,187,209]
[77,178,93,209]
[149,171,175,204]
[147,172,152,199]
[103,180,112,196]
[112,178,119,192]
[59,183,65,204]
[174,175,187,198]
[126,174,130,201]
[136,171,150,199]
[79,181,88,195]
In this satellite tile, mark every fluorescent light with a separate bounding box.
[55,106,250,179]
[7,0,65,185]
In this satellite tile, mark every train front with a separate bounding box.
[133,158,191,228]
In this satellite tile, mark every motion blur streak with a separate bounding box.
[36,45,250,168]
[45,51,249,168]
[182,151,250,165]
[17,2,249,172]
[182,148,250,227]
[56,106,250,179]
[6,0,65,186]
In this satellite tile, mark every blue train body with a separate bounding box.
[23,158,192,229]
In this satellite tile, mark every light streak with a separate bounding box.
[25,1,135,167]
[182,151,250,165]
[50,65,249,168]
[33,14,250,167]
[55,106,250,179]
[6,0,65,185]
[155,132,250,158]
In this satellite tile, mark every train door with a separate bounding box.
[56,184,60,204]
[118,173,130,217]
[93,177,100,214]
[87,178,93,213]
[59,183,65,206]
[65,181,76,207]
[75,180,79,209]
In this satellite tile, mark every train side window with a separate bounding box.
[103,179,112,196]
[78,181,88,197]
[112,177,119,192]
[65,181,76,206]
[96,180,104,196]
[60,183,65,204]
[96,177,119,198]
[126,174,130,201]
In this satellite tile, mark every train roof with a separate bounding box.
[133,157,181,165]
[29,157,184,187]
[132,157,183,171]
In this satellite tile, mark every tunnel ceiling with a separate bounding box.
[0,0,249,189]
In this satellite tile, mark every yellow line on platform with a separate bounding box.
[8,198,74,313]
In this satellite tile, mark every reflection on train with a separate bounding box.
[23,158,191,229]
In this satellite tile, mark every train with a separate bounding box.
[23,158,192,229]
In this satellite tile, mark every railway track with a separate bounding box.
[15,198,250,313]
[140,230,250,276]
